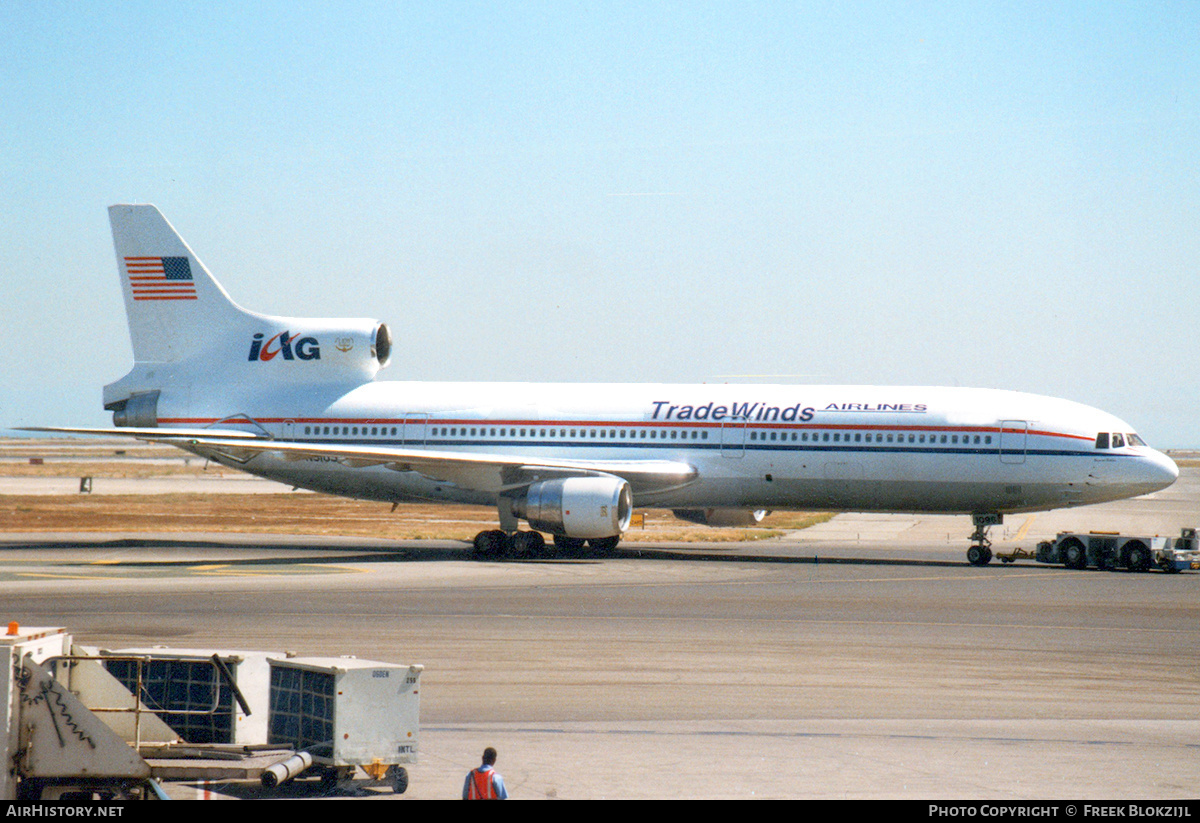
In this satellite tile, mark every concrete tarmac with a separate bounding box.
[0,472,1197,799]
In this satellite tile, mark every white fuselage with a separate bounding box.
[172,381,1177,516]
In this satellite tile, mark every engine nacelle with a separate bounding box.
[672,508,770,527]
[513,477,633,539]
[244,318,392,382]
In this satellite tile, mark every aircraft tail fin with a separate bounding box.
[103,205,390,424]
[108,204,252,365]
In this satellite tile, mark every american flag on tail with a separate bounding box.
[125,256,196,301]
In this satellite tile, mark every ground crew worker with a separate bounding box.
[463,746,508,799]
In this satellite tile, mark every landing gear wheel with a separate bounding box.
[473,530,510,558]
[553,534,587,551]
[967,545,992,566]
[588,535,621,552]
[966,514,998,567]
[511,530,547,557]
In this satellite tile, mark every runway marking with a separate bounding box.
[1016,515,1036,540]
[195,570,282,577]
[17,572,116,581]
[0,561,365,582]
[191,564,363,577]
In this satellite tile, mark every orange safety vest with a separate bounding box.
[467,767,499,800]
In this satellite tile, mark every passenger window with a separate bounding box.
[1095,432,1110,449]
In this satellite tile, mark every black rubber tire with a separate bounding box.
[588,535,621,552]
[1062,539,1087,570]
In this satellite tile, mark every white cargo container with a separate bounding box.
[102,648,278,745]
[267,656,422,790]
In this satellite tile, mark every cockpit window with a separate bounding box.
[1095,432,1110,449]
[1111,433,1125,448]
[1128,433,1146,446]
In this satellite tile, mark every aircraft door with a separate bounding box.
[999,420,1028,464]
[402,413,428,446]
[720,420,747,457]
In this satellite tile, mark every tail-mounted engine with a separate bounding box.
[512,477,633,539]
[244,319,392,382]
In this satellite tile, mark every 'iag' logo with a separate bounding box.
[248,331,321,362]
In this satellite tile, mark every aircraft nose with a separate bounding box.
[1142,450,1179,492]
[1132,448,1180,494]
[1097,449,1178,500]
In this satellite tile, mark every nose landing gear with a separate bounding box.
[966,513,1002,566]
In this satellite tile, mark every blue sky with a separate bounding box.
[2,2,1197,444]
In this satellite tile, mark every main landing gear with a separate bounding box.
[471,529,620,559]
[966,513,1002,566]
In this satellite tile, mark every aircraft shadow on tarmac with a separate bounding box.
[0,536,988,570]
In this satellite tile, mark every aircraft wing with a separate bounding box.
[20,425,266,440]
[21,427,698,495]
